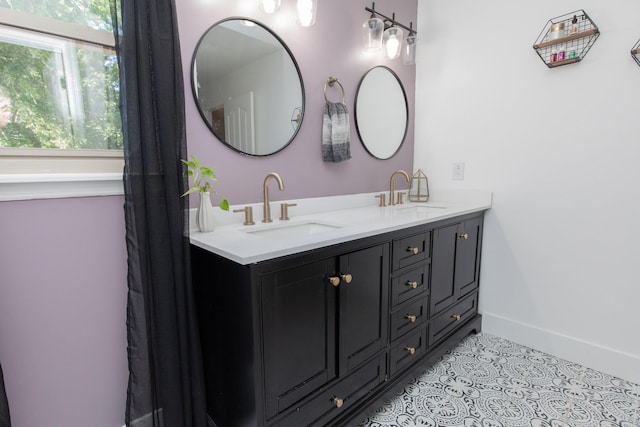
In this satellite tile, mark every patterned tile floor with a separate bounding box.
[360,333,640,427]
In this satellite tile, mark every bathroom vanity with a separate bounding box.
[190,193,490,426]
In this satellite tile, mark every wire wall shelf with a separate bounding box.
[631,39,640,67]
[533,10,600,68]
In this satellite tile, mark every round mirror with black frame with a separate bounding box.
[355,66,408,160]
[191,18,305,156]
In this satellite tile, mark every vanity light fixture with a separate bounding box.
[296,0,317,27]
[362,2,384,52]
[258,0,281,14]
[383,15,403,60]
[402,23,417,65]
[363,3,417,63]
[258,0,317,26]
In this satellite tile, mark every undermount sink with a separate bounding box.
[392,203,448,214]
[244,220,343,238]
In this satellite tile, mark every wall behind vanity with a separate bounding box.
[176,0,418,204]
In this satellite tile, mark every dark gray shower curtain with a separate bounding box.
[0,363,10,427]
[112,1,208,426]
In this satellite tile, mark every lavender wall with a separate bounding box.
[0,196,128,427]
[177,0,418,205]
[0,1,417,426]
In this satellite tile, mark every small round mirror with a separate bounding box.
[191,18,305,156]
[355,66,408,160]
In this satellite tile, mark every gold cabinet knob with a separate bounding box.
[451,314,461,321]
[406,281,418,289]
[328,276,341,287]
[404,346,416,355]
[405,314,417,323]
[458,233,469,240]
[332,396,344,408]
[407,246,419,255]
[341,273,353,284]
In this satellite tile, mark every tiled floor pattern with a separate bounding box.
[360,333,640,427]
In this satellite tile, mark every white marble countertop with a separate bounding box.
[190,189,492,265]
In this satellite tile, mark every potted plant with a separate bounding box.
[182,155,229,232]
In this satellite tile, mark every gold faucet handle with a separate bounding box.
[233,206,255,226]
[375,193,386,207]
[279,203,297,221]
[396,192,405,205]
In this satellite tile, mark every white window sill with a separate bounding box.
[0,173,124,201]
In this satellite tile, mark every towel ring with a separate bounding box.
[324,76,346,103]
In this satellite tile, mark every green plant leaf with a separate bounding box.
[200,167,217,180]
[182,159,196,170]
[191,155,201,168]
[180,154,226,203]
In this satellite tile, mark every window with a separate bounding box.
[0,0,123,179]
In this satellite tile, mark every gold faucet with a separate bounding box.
[263,172,284,223]
[389,170,410,206]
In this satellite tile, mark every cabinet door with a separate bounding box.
[261,258,337,420]
[338,244,389,375]
[454,217,482,299]
[430,223,458,315]
[431,217,482,315]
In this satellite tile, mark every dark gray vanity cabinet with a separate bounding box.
[261,257,338,421]
[261,244,389,424]
[388,229,430,377]
[192,240,390,427]
[192,211,485,427]
[430,216,483,346]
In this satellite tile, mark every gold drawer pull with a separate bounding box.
[404,346,416,355]
[406,281,418,289]
[407,246,419,255]
[458,233,469,240]
[405,314,417,323]
[328,276,340,287]
[332,396,344,408]
[451,314,461,321]
[341,273,352,284]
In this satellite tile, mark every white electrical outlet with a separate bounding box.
[452,162,465,180]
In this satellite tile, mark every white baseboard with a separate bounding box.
[482,312,640,385]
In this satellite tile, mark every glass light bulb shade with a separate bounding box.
[362,16,384,52]
[383,27,404,59]
[296,0,317,26]
[402,34,417,65]
[258,0,281,14]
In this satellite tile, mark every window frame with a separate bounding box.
[0,6,124,199]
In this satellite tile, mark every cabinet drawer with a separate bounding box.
[392,231,430,270]
[272,353,386,427]
[430,292,478,346]
[389,326,428,377]
[390,295,428,341]
[391,263,429,307]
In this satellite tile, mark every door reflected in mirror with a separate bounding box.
[355,66,408,160]
[192,18,305,156]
